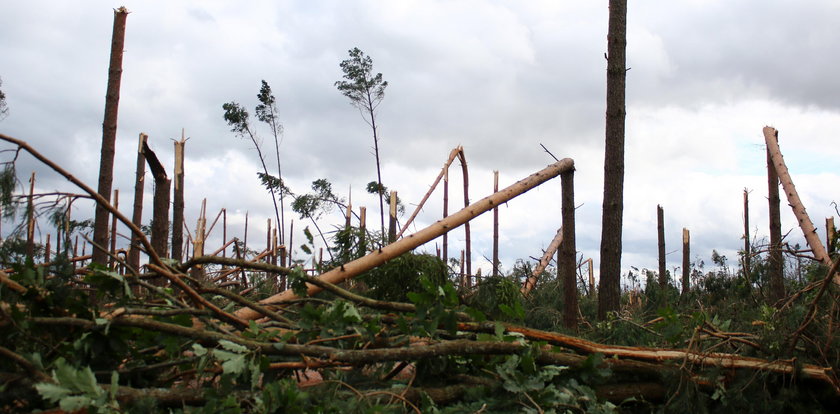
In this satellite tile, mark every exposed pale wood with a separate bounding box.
[236,159,575,320]
[172,132,186,261]
[521,230,562,296]
[763,126,836,286]
[397,146,462,239]
[388,190,397,243]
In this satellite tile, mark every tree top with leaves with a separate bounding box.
[335,48,388,117]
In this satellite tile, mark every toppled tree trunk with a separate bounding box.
[235,159,576,320]
[521,228,562,296]
[92,7,129,266]
[763,127,836,287]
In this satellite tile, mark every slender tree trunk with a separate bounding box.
[492,171,500,277]
[458,151,472,277]
[743,189,751,285]
[172,132,186,262]
[561,169,577,330]
[598,0,628,320]
[368,105,386,240]
[766,131,784,303]
[26,172,35,259]
[359,207,367,255]
[129,133,146,271]
[681,228,690,297]
[827,217,836,255]
[443,168,449,266]
[108,189,119,269]
[93,7,129,266]
[657,205,666,288]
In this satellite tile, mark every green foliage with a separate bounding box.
[36,359,121,413]
[0,76,8,120]
[359,252,448,302]
[222,101,251,137]
[335,47,388,111]
[468,274,525,322]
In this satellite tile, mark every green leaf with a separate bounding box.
[109,371,119,401]
[192,343,207,357]
[221,354,247,375]
[59,396,91,412]
[35,383,71,403]
[218,339,248,354]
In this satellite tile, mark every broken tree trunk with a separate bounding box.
[492,171,500,277]
[172,132,186,262]
[763,127,836,289]
[108,189,119,269]
[743,189,751,285]
[235,159,576,320]
[458,150,472,277]
[561,168,577,330]
[764,127,785,302]
[388,191,397,243]
[26,172,35,259]
[143,140,170,264]
[681,228,690,297]
[521,228,562,296]
[827,217,836,255]
[128,133,147,272]
[92,7,129,267]
[657,205,666,288]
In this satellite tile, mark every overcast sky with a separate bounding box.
[1,0,838,287]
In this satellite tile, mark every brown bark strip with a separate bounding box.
[561,168,577,329]
[171,132,186,261]
[657,205,666,287]
[235,159,575,320]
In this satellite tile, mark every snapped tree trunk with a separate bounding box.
[492,171,499,277]
[143,140,170,266]
[236,159,575,320]
[598,0,628,320]
[743,189,751,284]
[765,129,785,303]
[171,133,186,261]
[681,228,690,297]
[561,169,577,330]
[92,7,129,266]
[128,133,147,272]
[657,205,666,288]
[521,228,562,296]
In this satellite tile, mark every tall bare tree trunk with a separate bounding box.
[171,132,186,261]
[766,131,784,304]
[657,205,666,287]
[492,171,499,277]
[443,168,449,266]
[388,191,397,243]
[93,7,129,266]
[128,133,146,271]
[598,0,627,320]
[26,172,35,259]
[743,189,752,285]
[681,228,690,297]
[561,169,577,330]
[827,217,836,255]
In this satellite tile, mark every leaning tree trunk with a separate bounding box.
[143,140,170,269]
[92,7,129,266]
[598,0,628,320]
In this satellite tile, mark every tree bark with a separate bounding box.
[235,159,575,320]
[681,228,690,297]
[763,127,837,290]
[143,140,170,264]
[598,0,628,320]
[388,190,397,243]
[657,205,666,287]
[492,170,499,277]
[128,133,146,271]
[764,128,785,302]
[92,7,129,266]
[171,132,186,261]
[743,189,751,284]
[561,169,577,329]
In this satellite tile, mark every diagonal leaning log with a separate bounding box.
[235,158,575,320]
